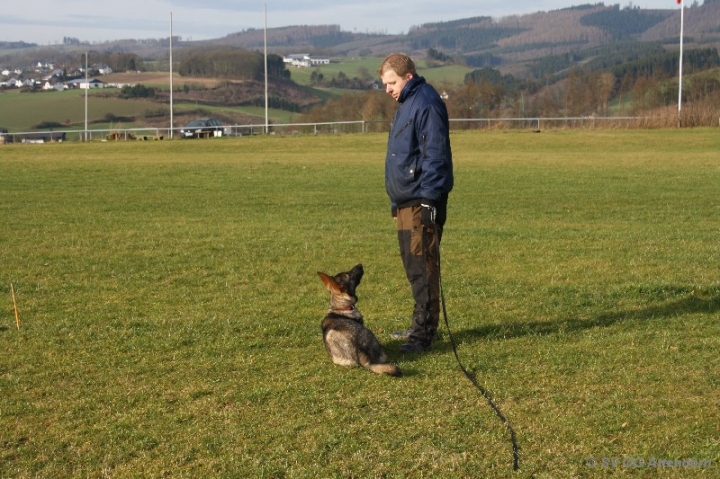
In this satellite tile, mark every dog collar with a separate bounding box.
[329,305,356,312]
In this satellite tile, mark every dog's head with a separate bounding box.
[317,263,364,309]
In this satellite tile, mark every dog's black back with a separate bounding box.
[318,264,401,377]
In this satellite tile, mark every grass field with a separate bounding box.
[288,57,472,87]
[1,130,719,477]
[0,60,469,133]
[0,89,154,132]
[0,87,287,133]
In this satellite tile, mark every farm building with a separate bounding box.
[283,54,330,68]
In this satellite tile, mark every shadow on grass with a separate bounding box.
[384,338,432,376]
[447,293,720,344]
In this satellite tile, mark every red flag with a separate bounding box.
[677,0,681,4]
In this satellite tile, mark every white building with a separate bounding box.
[36,61,55,70]
[43,81,67,91]
[42,69,64,81]
[69,79,105,89]
[96,63,113,75]
[283,54,330,68]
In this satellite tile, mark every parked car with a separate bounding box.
[0,127,11,144]
[179,118,227,138]
[21,131,66,143]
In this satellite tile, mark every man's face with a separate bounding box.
[381,70,413,102]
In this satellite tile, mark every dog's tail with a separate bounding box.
[368,363,402,377]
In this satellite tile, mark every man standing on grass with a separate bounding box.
[378,53,454,354]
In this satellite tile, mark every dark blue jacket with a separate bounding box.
[385,75,453,210]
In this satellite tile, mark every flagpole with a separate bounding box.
[264,2,269,135]
[677,0,684,123]
[84,52,88,142]
[170,12,174,139]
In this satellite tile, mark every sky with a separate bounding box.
[1,1,683,46]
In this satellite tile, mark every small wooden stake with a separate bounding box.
[11,283,19,330]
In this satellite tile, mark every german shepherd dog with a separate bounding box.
[317,264,402,377]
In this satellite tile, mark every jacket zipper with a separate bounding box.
[394,118,413,138]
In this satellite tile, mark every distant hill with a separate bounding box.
[3,2,719,82]
[0,41,37,50]
[2,1,720,131]
[203,2,720,79]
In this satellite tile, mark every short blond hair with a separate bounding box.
[378,53,417,77]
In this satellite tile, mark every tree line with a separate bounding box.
[300,46,720,123]
[580,5,668,40]
[177,47,289,80]
[80,52,145,72]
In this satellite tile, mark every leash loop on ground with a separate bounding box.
[434,225,520,471]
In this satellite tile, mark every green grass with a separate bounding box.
[174,104,301,125]
[290,57,472,87]
[0,90,152,132]
[289,57,381,86]
[0,89,290,132]
[1,130,719,477]
[0,58,469,133]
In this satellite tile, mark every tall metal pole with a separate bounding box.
[677,0,684,123]
[170,12,174,139]
[84,52,88,141]
[264,2,269,134]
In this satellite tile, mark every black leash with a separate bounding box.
[431,221,520,471]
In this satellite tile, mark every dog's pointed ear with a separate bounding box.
[317,272,339,292]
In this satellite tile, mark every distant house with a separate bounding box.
[96,64,113,75]
[71,78,105,89]
[284,54,309,64]
[3,78,35,88]
[43,81,66,91]
[283,54,330,68]
[42,69,64,81]
[311,57,330,66]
